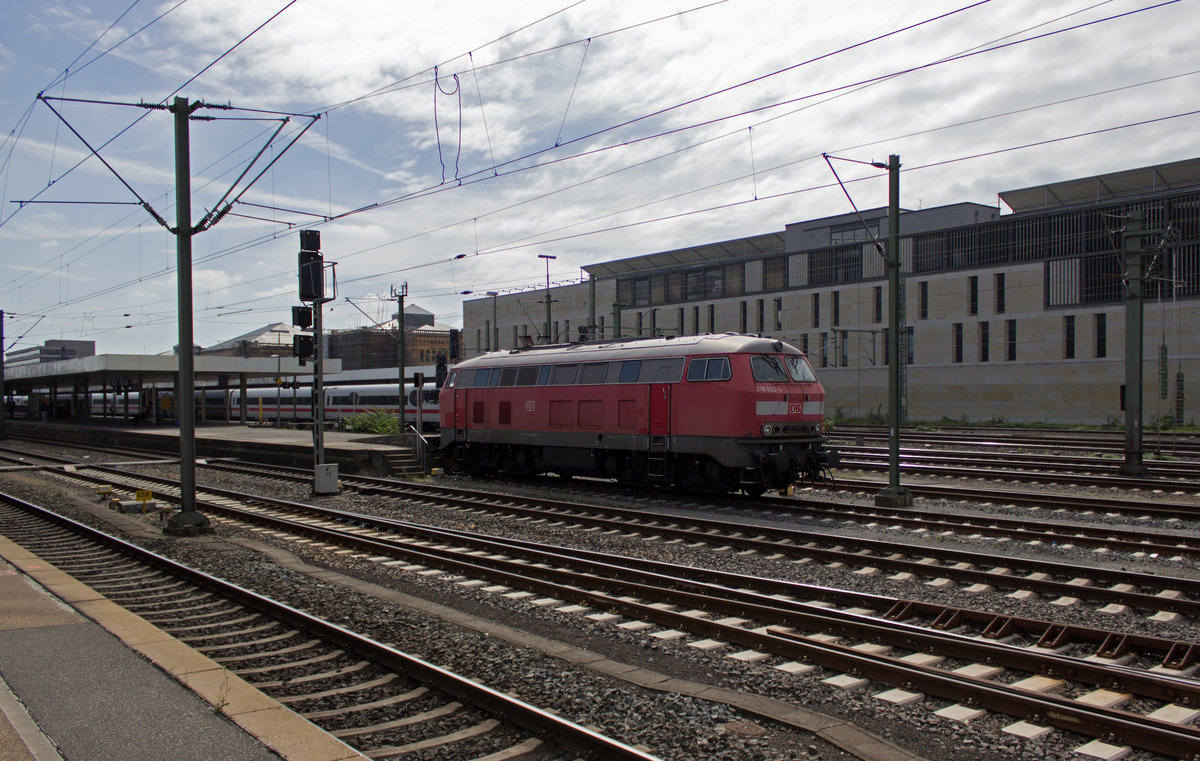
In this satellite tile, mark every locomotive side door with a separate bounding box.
[453,388,467,440]
[648,383,670,435]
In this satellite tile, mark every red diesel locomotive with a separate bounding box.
[439,333,836,494]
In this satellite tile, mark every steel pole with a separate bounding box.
[165,97,210,533]
[1121,212,1149,476]
[875,154,912,507]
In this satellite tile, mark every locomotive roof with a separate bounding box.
[455,333,805,368]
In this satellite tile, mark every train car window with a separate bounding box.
[550,364,579,385]
[785,355,818,382]
[580,363,608,384]
[516,366,540,386]
[500,367,518,386]
[349,392,360,405]
[619,361,641,383]
[423,389,439,404]
[751,355,789,382]
[488,368,503,386]
[686,357,730,382]
[705,357,731,380]
[537,365,552,385]
[408,390,418,406]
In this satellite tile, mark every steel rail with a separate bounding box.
[56,478,1200,759]
[0,490,662,761]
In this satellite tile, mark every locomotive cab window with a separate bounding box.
[445,370,458,389]
[687,356,731,382]
[750,355,789,382]
[784,355,817,382]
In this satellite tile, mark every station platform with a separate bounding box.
[0,537,368,761]
[4,418,425,478]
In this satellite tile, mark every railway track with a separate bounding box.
[830,426,1200,460]
[33,461,1200,758]
[0,489,659,761]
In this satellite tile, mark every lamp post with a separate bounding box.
[486,291,499,352]
[538,254,556,343]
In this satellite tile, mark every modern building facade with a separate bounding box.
[462,157,1200,426]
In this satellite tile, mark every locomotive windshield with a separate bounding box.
[751,354,818,383]
[750,355,789,382]
[784,355,817,382]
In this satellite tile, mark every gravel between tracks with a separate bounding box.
[3,449,1199,761]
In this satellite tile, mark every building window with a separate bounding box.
[819,332,828,367]
[740,301,748,334]
[873,286,882,324]
[979,322,989,362]
[883,328,889,365]
[919,281,929,320]
[484,321,490,351]
[707,304,715,333]
[677,308,684,337]
[774,298,783,331]
[953,323,963,363]
[969,275,979,316]
[906,325,915,364]
[1006,319,1017,361]
[599,316,606,340]
[832,291,841,326]
[1095,313,1106,358]
[1064,315,1075,359]
[802,334,809,354]
[636,312,644,337]
[812,293,820,328]
[756,299,765,334]
[692,306,699,335]
[839,331,847,366]
[995,272,1006,313]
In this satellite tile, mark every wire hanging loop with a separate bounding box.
[556,37,591,147]
[433,66,463,185]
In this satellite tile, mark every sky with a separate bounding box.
[0,0,1197,355]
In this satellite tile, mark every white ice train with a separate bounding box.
[87,383,440,432]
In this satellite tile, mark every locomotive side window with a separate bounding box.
[784,355,818,382]
[619,361,641,383]
[643,357,684,382]
[751,355,789,382]
[537,365,552,385]
[500,368,518,386]
[550,364,579,385]
[516,366,540,386]
[488,369,503,386]
[580,363,608,384]
[687,357,730,382]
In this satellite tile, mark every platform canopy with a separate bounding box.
[3,353,338,395]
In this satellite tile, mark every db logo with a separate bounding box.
[788,402,803,415]
[525,400,536,412]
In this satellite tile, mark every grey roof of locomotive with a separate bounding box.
[454,333,806,369]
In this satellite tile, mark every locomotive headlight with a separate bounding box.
[762,423,773,436]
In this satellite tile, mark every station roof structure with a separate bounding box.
[4,354,340,395]
[1000,156,1200,213]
